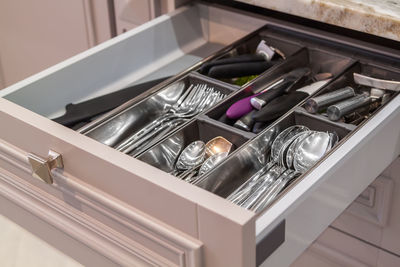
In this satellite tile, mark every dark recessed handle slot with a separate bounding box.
[256,220,285,266]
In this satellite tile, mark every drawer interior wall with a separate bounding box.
[0,3,266,119]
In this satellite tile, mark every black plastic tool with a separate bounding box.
[233,110,257,131]
[199,54,265,74]
[53,76,170,128]
[253,79,332,123]
[250,68,310,110]
[253,91,310,123]
[207,61,274,79]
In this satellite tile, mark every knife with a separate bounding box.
[252,79,332,123]
[53,76,170,127]
[226,67,310,120]
[250,67,311,110]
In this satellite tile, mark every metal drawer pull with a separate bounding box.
[28,150,64,184]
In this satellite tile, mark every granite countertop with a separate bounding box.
[236,0,400,41]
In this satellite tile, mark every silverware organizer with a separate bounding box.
[138,117,254,172]
[82,22,400,212]
[195,109,354,199]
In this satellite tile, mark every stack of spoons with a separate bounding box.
[170,136,234,183]
[227,125,338,212]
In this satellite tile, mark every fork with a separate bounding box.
[115,84,226,154]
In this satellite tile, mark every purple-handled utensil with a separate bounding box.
[226,92,262,119]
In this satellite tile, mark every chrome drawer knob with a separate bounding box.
[28,150,64,184]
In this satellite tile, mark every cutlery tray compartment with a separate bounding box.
[204,47,354,134]
[84,72,239,148]
[138,117,252,174]
[300,61,400,126]
[196,109,353,200]
[195,29,304,86]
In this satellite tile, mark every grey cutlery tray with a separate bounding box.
[196,29,304,85]
[81,20,400,210]
[195,109,354,199]
[138,117,253,173]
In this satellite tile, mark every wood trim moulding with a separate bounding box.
[0,138,203,266]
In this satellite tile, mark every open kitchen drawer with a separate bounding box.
[1,1,400,267]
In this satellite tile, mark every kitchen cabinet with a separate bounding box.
[0,0,111,88]
[0,1,400,266]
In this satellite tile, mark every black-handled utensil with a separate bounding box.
[207,61,275,79]
[233,110,257,131]
[252,79,331,123]
[53,76,171,127]
[250,67,311,110]
[252,91,310,123]
[199,54,265,75]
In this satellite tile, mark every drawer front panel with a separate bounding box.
[0,137,203,266]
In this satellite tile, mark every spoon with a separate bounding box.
[205,136,233,158]
[270,125,310,162]
[285,131,313,169]
[174,141,206,172]
[227,126,308,204]
[174,136,233,179]
[293,131,331,173]
[251,131,332,212]
[198,152,229,176]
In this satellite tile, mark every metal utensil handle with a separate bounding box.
[252,171,296,212]
[227,162,275,203]
[240,166,285,209]
[354,73,400,91]
[327,94,371,121]
[305,86,355,114]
